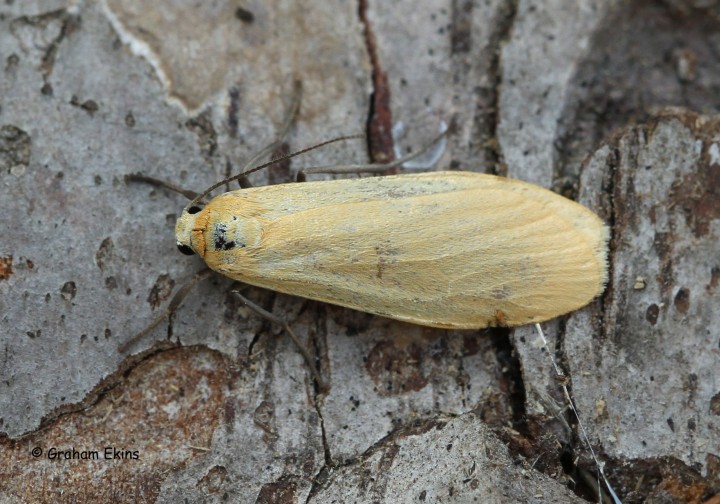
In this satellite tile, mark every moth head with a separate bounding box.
[175,205,204,256]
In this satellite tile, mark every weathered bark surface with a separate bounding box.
[1,1,718,502]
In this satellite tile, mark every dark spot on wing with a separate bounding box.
[214,224,228,251]
[213,223,244,251]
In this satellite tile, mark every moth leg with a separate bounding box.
[236,80,303,188]
[296,127,448,182]
[233,290,328,392]
[124,174,199,201]
[118,268,214,353]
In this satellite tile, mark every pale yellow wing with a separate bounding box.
[182,172,608,329]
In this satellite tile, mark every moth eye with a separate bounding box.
[177,243,195,256]
[187,205,202,214]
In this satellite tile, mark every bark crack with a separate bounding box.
[358,0,395,167]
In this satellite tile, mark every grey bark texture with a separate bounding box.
[1,1,719,503]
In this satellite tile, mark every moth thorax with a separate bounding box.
[208,214,263,253]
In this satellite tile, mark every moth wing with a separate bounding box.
[206,172,608,328]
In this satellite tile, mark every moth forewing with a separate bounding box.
[175,171,609,329]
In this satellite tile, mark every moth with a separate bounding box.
[174,170,608,329]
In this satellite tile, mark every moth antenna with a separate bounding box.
[297,126,449,178]
[185,134,365,212]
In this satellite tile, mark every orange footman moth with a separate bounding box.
[119,82,613,499]
[121,136,608,337]
[172,170,608,330]
[121,135,608,384]
[120,84,608,385]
